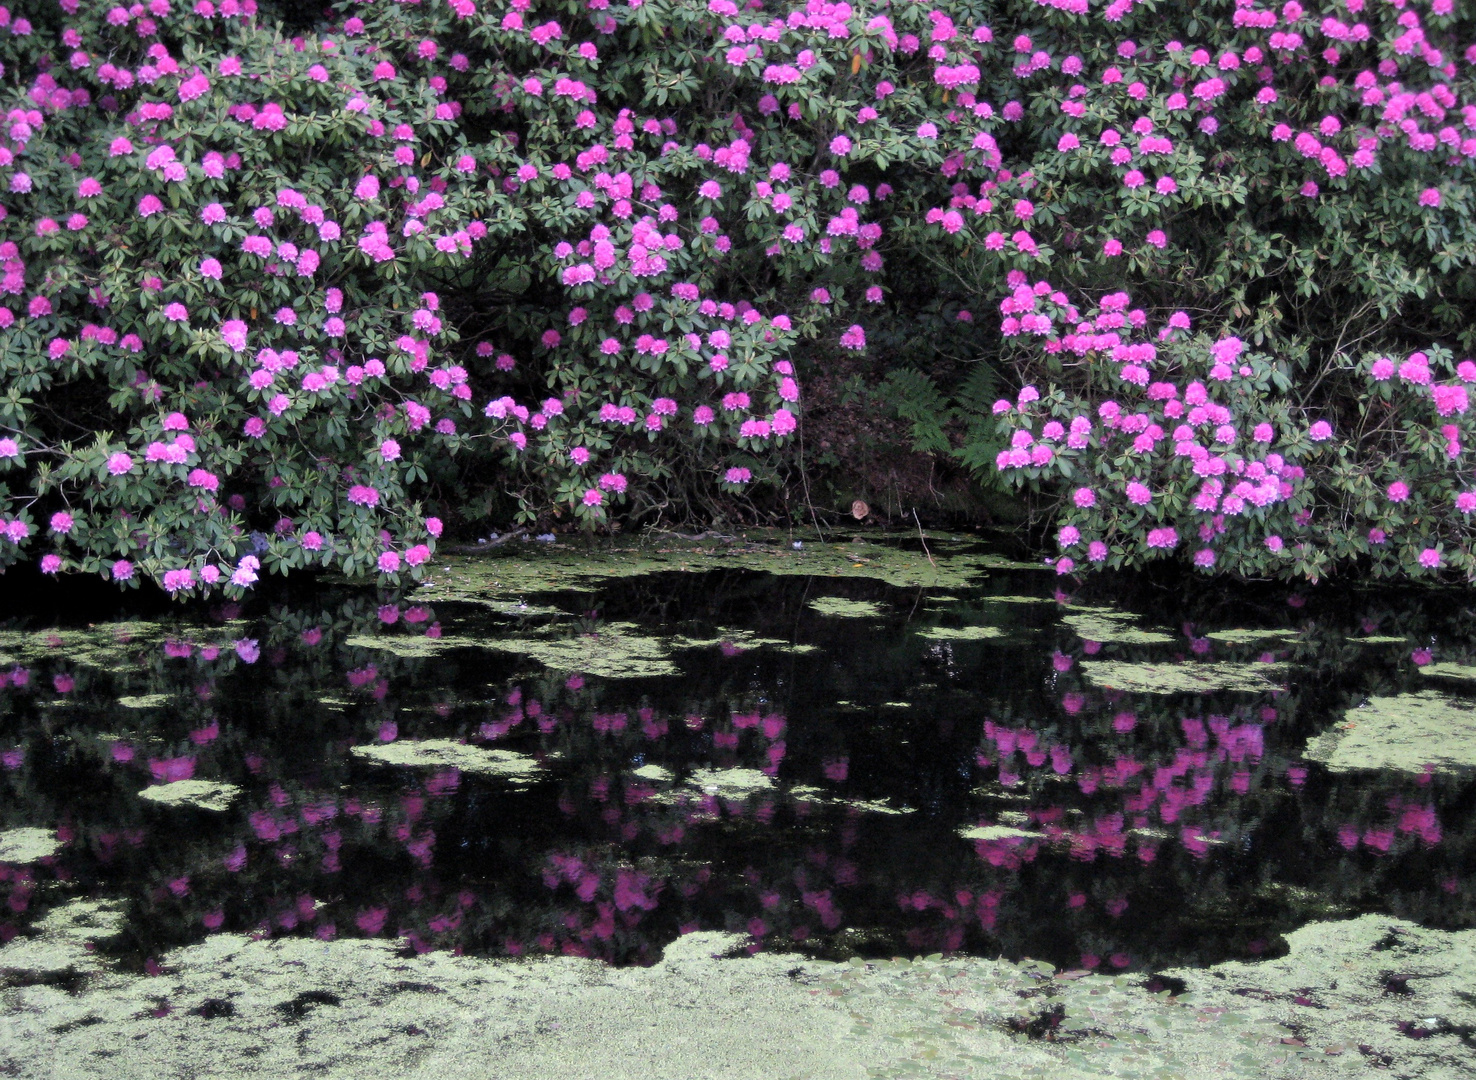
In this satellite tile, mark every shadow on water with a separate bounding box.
[0,536,1471,975]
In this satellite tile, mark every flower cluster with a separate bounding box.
[4,0,1476,588]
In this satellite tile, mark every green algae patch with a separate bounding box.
[667,628,817,654]
[1421,661,1476,682]
[915,624,1005,641]
[778,786,915,814]
[841,797,916,815]
[482,599,571,618]
[957,824,1038,841]
[137,779,240,812]
[351,739,543,783]
[1303,691,1476,774]
[343,632,469,658]
[630,764,674,784]
[1062,608,1175,645]
[116,693,170,709]
[486,622,678,678]
[417,535,1019,604]
[0,827,61,863]
[1081,660,1285,694]
[0,622,166,673]
[686,766,774,798]
[1204,628,1300,645]
[808,597,885,618]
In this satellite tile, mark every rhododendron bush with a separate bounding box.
[1,0,1475,592]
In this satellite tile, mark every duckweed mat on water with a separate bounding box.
[915,624,1006,641]
[1304,691,1476,774]
[1205,627,1302,645]
[417,533,1038,603]
[1080,660,1286,694]
[1061,609,1176,645]
[484,622,680,678]
[1,905,1470,1080]
[350,739,544,782]
[0,827,61,864]
[136,780,240,812]
[808,597,886,618]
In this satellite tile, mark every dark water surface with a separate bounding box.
[1,537,1471,975]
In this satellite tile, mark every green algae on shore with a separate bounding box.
[1081,659,1285,694]
[1421,661,1476,682]
[1303,690,1476,774]
[7,914,1468,1080]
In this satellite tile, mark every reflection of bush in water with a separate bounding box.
[0,571,1471,974]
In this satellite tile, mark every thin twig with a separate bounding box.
[912,508,935,568]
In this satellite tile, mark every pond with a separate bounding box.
[0,532,1471,979]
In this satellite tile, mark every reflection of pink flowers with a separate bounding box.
[148,756,196,783]
[356,907,388,935]
[1362,828,1394,853]
[249,811,280,842]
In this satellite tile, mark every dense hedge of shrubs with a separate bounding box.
[0,0,1474,591]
